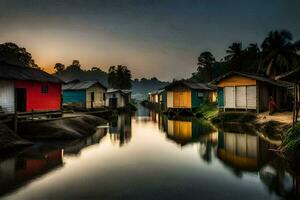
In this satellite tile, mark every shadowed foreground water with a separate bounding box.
[0,108,299,200]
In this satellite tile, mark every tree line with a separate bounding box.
[192,29,300,82]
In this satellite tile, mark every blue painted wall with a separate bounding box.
[63,90,86,107]
[192,90,204,108]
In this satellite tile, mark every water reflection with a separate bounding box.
[109,114,132,146]
[0,127,107,197]
[0,107,300,200]
[150,110,300,199]
[153,111,215,146]
[0,146,63,196]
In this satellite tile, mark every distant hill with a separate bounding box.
[54,70,169,100]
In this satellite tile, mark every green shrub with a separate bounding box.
[194,104,218,119]
[281,123,300,153]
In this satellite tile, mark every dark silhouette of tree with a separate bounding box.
[197,51,215,82]
[108,65,132,89]
[225,42,243,71]
[66,60,82,72]
[54,63,65,73]
[0,42,38,68]
[261,30,300,78]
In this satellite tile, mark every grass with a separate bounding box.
[281,123,300,153]
[211,111,257,124]
[194,104,218,119]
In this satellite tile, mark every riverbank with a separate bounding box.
[18,114,107,140]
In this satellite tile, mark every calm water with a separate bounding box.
[0,106,299,200]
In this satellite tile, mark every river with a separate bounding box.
[0,106,299,200]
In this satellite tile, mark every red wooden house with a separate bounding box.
[0,61,62,113]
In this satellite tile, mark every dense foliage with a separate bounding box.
[0,42,38,68]
[191,29,300,82]
[108,65,132,89]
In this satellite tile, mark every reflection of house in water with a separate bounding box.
[158,115,214,146]
[109,115,132,146]
[63,127,107,156]
[0,146,63,197]
[150,111,159,123]
[217,130,271,172]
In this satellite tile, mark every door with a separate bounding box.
[90,92,95,109]
[109,98,117,108]
[217,88,224,107]
[236,86,246,108]
[224,87,235,108]
[16,88,27,112]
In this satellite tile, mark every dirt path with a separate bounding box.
[257,111,293,125]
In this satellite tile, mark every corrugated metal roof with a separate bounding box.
[63,80,107,90]
[165,80,213,91]
[212,71,289,87]
[106,89,132,95]
[0,61,62,83]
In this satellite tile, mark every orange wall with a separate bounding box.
[173,88,191,108]
[218,75,256,87]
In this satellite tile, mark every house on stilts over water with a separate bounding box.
[105,89,132,108]
[164,80,216,113]
[212,71,289,113]
[62,80,107,110]
[0,61,62,114]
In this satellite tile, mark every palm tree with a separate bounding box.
[261,30,299,78]
[225,42,243,60]
[225,42,243,71]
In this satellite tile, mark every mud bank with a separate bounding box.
[0,123,31,152]
[18,115,107,140]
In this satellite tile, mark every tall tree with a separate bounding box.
[54,63,65,73]
[225,42,243,71]
[108,65,132,89]
[197,51,216,82]
[261,30,300,78]
[0,42,38,68]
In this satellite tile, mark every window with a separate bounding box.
[41,85,48,93]
[197,92,204,98]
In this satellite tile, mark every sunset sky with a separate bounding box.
[0,0,300,80]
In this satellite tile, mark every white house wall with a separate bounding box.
[105,92,125,108]
[167,91,173,108]
[0,80,15,113]
[86,85,106,109]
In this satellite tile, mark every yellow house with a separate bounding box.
[164,80,215,111]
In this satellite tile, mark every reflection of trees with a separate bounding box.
[259,157,300,199]
[109,114,132,146]
[0,146,63,197]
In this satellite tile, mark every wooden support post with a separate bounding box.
[14,86,18,132]
[293,82,297,128]
[14,112,18,133]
